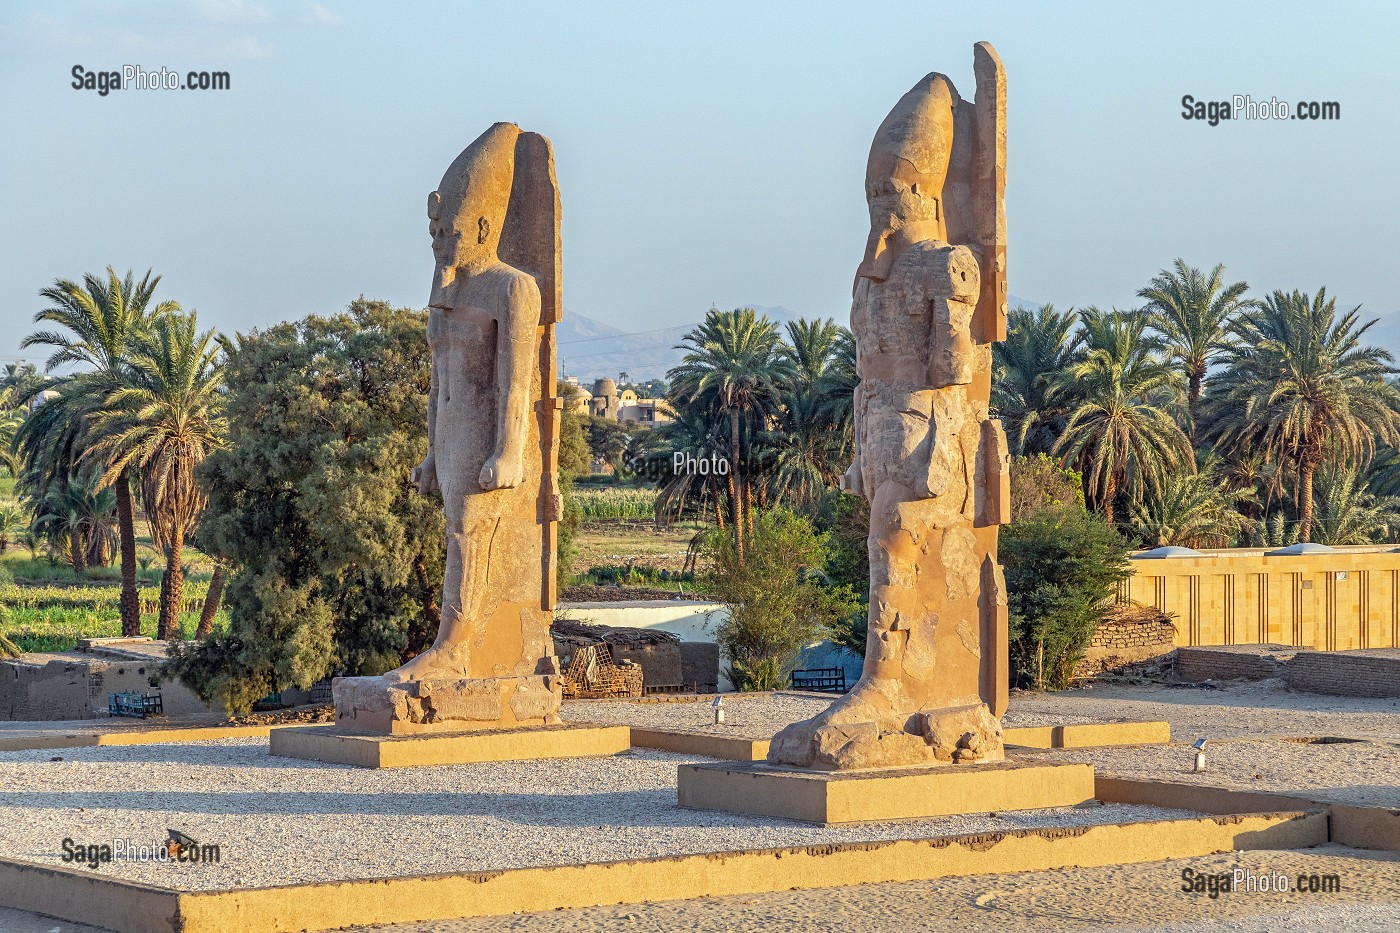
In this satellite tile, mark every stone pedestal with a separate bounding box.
[270,722,630,768]
[331,673,561,735]
[677,759,1095,825]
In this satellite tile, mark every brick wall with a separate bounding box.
[1281,649,1400,698]
[1175,646,1297,682]
[1072,608,1177,679]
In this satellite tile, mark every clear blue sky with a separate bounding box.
[2,0,1397,363]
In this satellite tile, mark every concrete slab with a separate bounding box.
[0,809,1328,933]
[1004,720,1171,749]
[677,759,1097,825]
[268,722,631,768]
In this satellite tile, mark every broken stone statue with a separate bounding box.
[333,122,567,734]
[769,42,1013,770]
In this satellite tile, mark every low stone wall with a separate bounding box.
[1281,649,1400,698]
[1175,646,1297,683]
[1073,607,1177,680]
[1173,644,1400,697]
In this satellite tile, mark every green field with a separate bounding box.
[0,478,223,653]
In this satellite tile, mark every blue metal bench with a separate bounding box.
[789,667,847,693]
[108,691,163,718]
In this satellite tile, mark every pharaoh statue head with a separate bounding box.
[427,122,521,308]
[857,74,958,284]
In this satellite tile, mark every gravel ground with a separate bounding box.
[566,680,1400,743]
[0,739,1186,891]
[565,692,1104,739]
[1025,738,1400,807]
[1009,680,1400,741]
[9,847,1394,933]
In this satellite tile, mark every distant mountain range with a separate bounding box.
[557,296,1400,384]
[557,304,807,384]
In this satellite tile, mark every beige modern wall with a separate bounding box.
[1122,545,1400,650]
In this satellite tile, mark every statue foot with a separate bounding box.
[382,643,473,684]
[768,678,1003,770]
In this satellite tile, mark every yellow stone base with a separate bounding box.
[269,722,630,768]
[677,758,1096,824]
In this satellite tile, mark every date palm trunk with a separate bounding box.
[68,528,86,575]
[1298,460,1317,544]
[729,409,744,555]
[158,534,184,641]
[195,563,226,638]
[115,468,142,638]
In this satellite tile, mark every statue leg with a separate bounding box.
[384,492,502,682]
[767,478,1002,769]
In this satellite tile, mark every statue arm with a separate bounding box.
[481,274,541,490]
[840,284,867,498]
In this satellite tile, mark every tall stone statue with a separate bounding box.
[770,43,1011,770]
[333,122,566,734]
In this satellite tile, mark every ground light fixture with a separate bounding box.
[713,695,725,725]
[1193,737,1207,772]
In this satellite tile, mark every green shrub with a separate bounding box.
[1000,507,1131,690]
[702,508,860,691]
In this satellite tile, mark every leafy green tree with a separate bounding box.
[555,394,590,590]
[1130,459,1257,548]
[993,304,1082,455]
[701,507,858,690]
[1053,308,1192,524]
[1203,288,1400,542]
[21,267,177,635]
[166,300,443,713]
[1138,259,1255,438]
[669,308,794,552]
[1001,507,1131,690]
[87,312,225,639]
[584,415,634,474]
[1009,454,1084,522]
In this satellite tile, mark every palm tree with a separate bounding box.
[992,304,1082,456]
[668,308,794,552]
[781,318,843,390]
[1130,459,1256,548]
[1138,259,1255,439]
[1053,308,1193,524]
[1310,463,1400,545]
[813,327,858,441]
[642,407,732,529]
[87,312,223,640]
[22,267,179,635]
[759,390,845,511]
[0,363,45,408]
[1203,288,1400,542]
[0,502,24,552]
[32,473,116,573]
[0,407,24,478]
